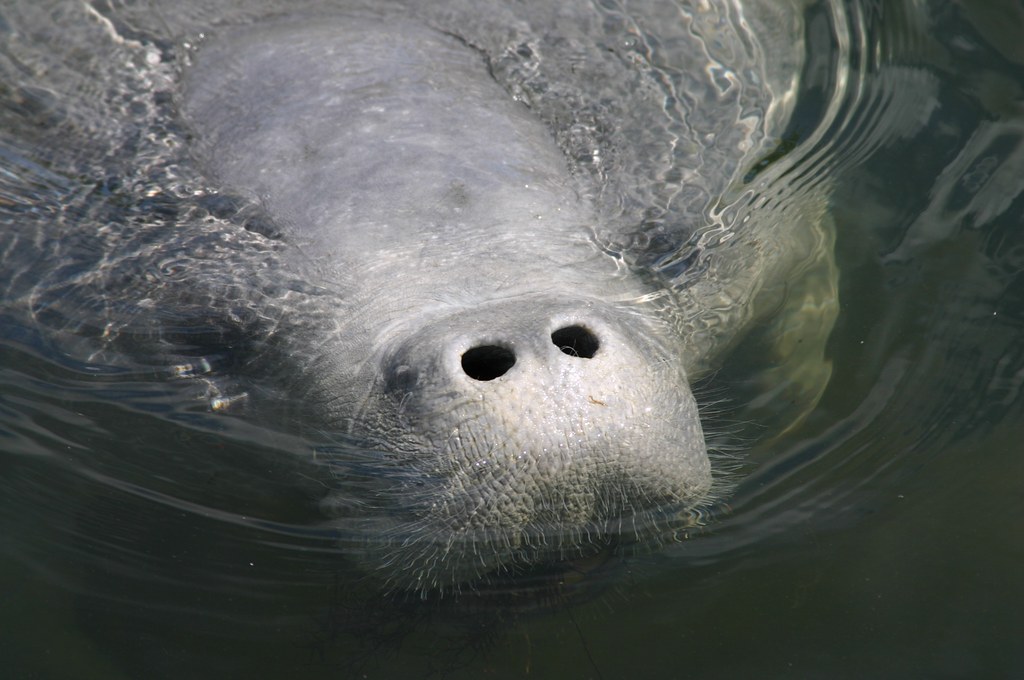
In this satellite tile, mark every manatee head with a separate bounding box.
[312,294,711,591]
[179,16,723,593]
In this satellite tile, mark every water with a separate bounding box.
[2,0,1024,678]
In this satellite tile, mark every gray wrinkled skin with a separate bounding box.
[181,17,714,585]
[0,0,831,591]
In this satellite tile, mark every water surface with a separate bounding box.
[2,0,1023,678]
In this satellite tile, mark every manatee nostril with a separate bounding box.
[551,325,599,358]
[461,345,516,381]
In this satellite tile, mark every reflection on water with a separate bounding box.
[2,0,1024,677]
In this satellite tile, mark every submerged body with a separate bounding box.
[0,1,835,591]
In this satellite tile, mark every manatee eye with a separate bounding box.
[461,345,516,381]
[551,325,599,358]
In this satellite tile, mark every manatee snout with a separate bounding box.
[331,297,712,589]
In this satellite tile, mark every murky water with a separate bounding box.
[2,0,1023,678]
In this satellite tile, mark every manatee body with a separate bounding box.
[180,17,716,587]
[1,1,834,592]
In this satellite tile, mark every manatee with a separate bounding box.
[0,1,836,593]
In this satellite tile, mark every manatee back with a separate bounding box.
[182,19,591,270]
